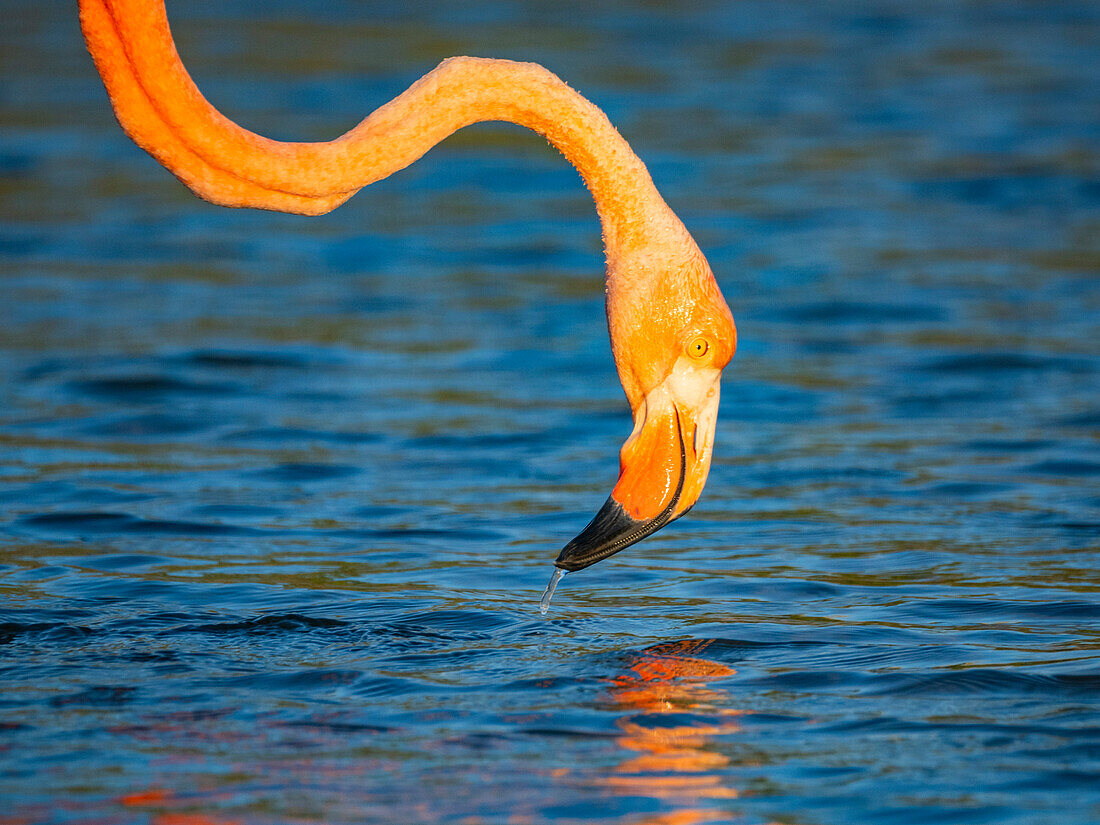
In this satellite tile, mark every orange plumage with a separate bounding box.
[79,0,736,570]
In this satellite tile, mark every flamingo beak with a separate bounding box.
[555,376,721,572]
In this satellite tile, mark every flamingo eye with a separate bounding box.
[687,336,710,359]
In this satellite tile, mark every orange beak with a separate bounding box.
[555,372,721,571]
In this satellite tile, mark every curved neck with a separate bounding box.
[80,0,680,258]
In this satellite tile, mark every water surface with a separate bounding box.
[2,1,1099,823]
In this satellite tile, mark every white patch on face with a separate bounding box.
[666,356,722,463]
[621,358,721,481]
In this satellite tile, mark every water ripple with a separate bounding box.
[2,1,1099,823]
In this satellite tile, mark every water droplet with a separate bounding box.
[539,567,566,615]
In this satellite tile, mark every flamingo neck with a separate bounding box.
[80,0,683,260]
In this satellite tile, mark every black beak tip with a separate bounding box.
[554,496,650,572]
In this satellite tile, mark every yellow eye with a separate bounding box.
[687,336,710,359]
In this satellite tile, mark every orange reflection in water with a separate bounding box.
[117,790,241,825]
[601,639,744,824]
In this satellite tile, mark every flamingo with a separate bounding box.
[79,0,737,579]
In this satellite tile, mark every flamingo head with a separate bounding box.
[556,236,736,572]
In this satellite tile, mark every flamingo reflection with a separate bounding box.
[601,639,743,823]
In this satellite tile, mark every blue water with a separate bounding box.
[2,1,1099,823]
